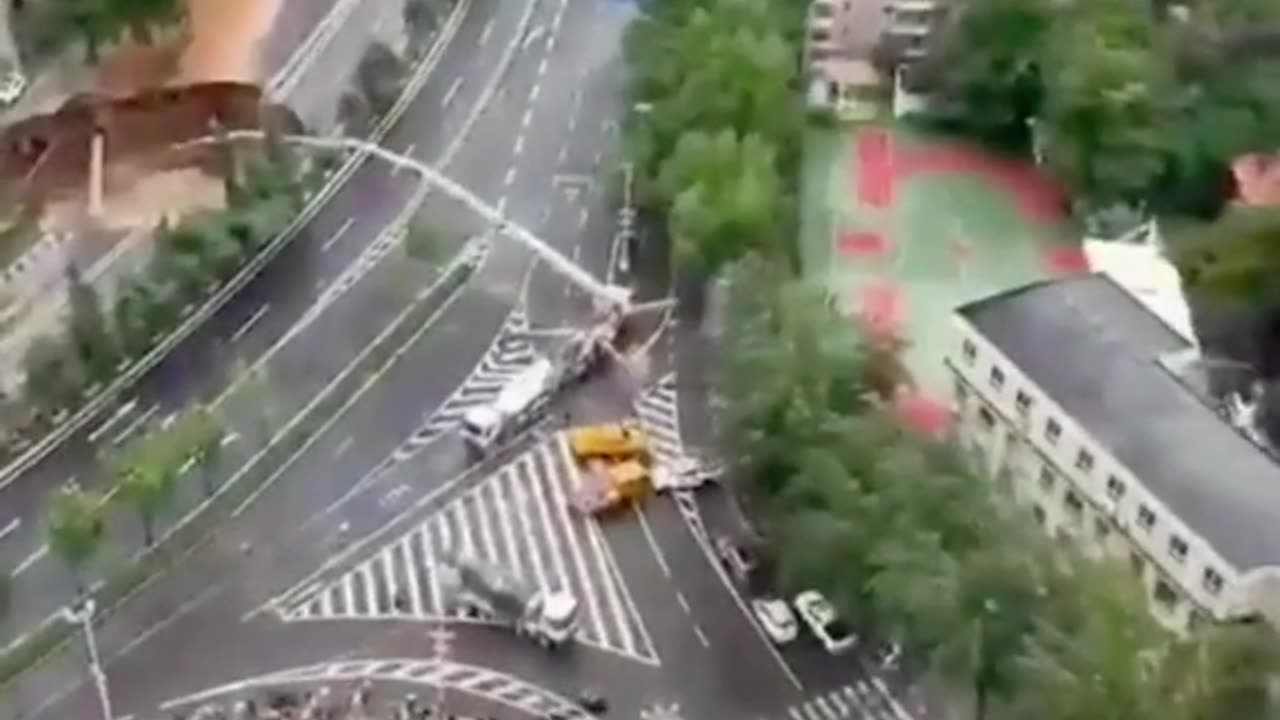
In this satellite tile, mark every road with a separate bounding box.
[7,1,930,719]
[0,0,526,638]
[14,0,639,715]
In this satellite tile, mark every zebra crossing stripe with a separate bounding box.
[279,436,657,663]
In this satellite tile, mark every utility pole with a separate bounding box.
[59,598,114,720]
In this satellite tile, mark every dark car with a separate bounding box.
[577,689,609,714]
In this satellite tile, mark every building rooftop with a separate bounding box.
[958,273,1280,571]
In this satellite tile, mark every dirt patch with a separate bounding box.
[180,0,284,84]
[43,166,225,233]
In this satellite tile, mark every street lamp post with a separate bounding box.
[60,599,114,720]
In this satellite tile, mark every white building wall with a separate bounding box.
[946,315,1262,633]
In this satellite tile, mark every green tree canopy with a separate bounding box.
[45,482,105,591]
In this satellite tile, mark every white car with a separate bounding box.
[751,597,798,644]
[793,590,857,655]
[0,71,27,106]
[652,457,723,492]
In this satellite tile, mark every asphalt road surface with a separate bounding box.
[6,1,929,719]
[0,0,527,639]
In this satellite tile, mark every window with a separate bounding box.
[1074,449,1094,473]
[1129,551,1145,578]
[1032,503,1046,526]
[810,29,831,43]
[1169,536,1189,562]
[962,339,977,364]
[1038,467,1056,491]
[1153,578,1179,609]
[1094,516,1111,539]
[989,366,1005,390]
[1202,568,1224,595]
[1064,491,1084,523]
[1014,390,1033,416]
[1137,504,1157,531]
[978,406,995,429]
[1045,418,1062,444]
[1106,475,1126,501]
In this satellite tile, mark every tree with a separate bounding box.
[45,482,105,593]
[337,90,372,136]
[175,406,224,497]
[656,129,789,274]
[1010,562,1167,720]
[49,0,114,62]
[64,263,118,384]
[108,0,182,43]
[357,42,405,114]
[914,0,1051,149]
[1038,0,1177,207]
[112,279,157,358]
[113,429,180,546]
[1171,206,1280,303]
[403,0,440,47]
[1158,618,1280,720]
[23,337,85,413]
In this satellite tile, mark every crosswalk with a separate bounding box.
[635,373,681,465]
[393,307,537,459]
[281,434,658,665]
[778,679,914,720]
[158,659,590,720]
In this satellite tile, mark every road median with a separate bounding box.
[0,240,484,691]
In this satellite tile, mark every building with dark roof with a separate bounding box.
[948,272,1280,632]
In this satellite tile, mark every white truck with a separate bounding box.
[445,553,579,648]
[460,316,619,454]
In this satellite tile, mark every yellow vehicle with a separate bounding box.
[569,459,652,516]
[567,422,648,461]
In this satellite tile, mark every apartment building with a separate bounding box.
[804,0,883,118]
[947,273,1280,633]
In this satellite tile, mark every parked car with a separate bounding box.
[714,535,759,585]
[0,70,26,106]
[750,596,798,644]
[793,590,857,655]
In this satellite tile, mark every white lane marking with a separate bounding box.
[504,167,517,186]
[320,218,355,253]
[441,76,463,107]
[530,83,540,102]
[333,436,354,457]
[496,196,507,214]
[161,412,177,429]
[87,399,138,443]
[230,304,271,344]
[578,207,588,229]
[633,506,670,578]
[513,135,525,156]
[112,403,159,446]
[571,244,580,263]
[390,144,416,175]
[693,624,711,648]
[521,108,533,128]
[479,18,494,45]
[0,517,20,542]
[221,432,238,447]
[557,146,567,164]
[537,56,548,77]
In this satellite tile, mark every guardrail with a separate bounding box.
[0,239,485,691]
[0,0,473,493]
